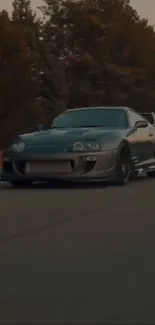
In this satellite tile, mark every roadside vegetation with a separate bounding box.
[1,0,155,148]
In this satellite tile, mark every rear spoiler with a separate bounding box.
[140,112,155,126]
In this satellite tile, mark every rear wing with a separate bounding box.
[140,112,155,126]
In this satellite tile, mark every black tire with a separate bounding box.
[115,145,133,185]
[10,180,32,188]
[147,171,155,178]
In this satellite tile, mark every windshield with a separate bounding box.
[52,108,128,129]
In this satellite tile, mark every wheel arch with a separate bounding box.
[118,140,132,158]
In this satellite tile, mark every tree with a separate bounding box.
[12,0,68,123]
[0,10,41,148]
[39,0,155,111]
[12,0,36,27]
[2,0,155,149]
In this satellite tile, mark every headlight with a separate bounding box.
[8,141,25,153]
[66,141,101,152]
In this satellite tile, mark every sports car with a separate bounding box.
[1,106,155,187]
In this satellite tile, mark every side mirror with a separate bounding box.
[135,120,148,129]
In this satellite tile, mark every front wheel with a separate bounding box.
[115,148,133,185]
[10,181,32,188]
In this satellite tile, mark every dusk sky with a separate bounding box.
[0,0,155,25]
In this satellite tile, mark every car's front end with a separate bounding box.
[2,107,129,185]
[1,137,117,183]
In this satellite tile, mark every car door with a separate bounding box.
[127,110,155,167]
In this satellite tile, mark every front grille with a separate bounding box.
[25,161,72,175]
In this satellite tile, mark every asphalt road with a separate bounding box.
[0,177,155,324]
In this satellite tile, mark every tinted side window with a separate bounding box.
[129,111,147,128]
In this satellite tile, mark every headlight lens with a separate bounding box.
[66,141,101,152]
[8,141,25,153]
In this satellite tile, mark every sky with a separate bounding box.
[0,0,155,25]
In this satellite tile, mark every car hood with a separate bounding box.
[20,127,129,150]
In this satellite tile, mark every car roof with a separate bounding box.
[66,106,130,112]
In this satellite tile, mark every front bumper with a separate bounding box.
[1,150,117,182]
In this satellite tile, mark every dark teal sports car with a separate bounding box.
[1,106,155,187]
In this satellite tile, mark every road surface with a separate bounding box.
[0,177,155,324]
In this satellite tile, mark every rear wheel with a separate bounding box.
[147,171,155,178]
[10,181,32,188]
[115,146,133,185]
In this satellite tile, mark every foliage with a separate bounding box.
[0,9,40,147]
[1,0,155,146]
[40,0,155,110]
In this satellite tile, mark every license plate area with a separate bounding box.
[25,161,71,175]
